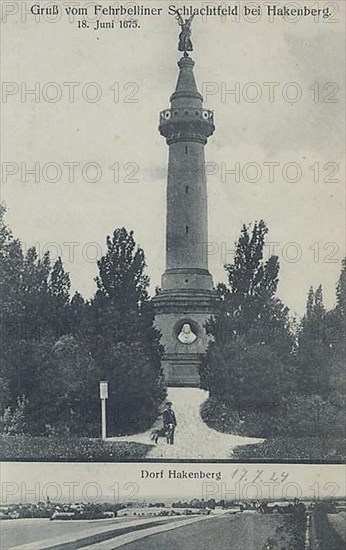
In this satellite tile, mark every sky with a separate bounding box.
[1,1,345,317]
[2,462,345,503]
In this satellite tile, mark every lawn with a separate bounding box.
[232,437,346,461]
[0,435,153,461]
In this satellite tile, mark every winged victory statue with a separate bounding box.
[175,12,195,56]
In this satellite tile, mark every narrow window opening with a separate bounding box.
[185,146,188,155]
[186,185,189,194]
[185,225,189,235]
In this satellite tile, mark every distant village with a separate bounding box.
[1,497,345,521]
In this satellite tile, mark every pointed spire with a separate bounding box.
[170,56,203,105]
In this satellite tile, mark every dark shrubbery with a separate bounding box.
[279,394,345,438]
[0,336,101,437]
[200,341,291,412]
[201,394,345,440]
[201,396,281,438]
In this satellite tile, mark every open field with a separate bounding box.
[1,513,285,550]
[119,513,284,550]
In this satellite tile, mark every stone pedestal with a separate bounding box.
[153,289,217,386]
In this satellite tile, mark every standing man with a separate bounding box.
[163,401,177,445]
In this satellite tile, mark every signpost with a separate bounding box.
[99,381,108,440]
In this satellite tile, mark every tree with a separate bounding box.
[200,221,294,410]
[302,260,346,403]
[1,213,166,436]
[296,285,332,396]
[0,206,77,431]
[328,259,346,403]
[208,221,293,360]
[86,228,166,434]
[68,291,86,335]
[335,257,346,317]
[0,206,71,343]
[294,260,345,424]
[48,257,71,336]
[95,227,149,309]
[20,247,51,339]
[0,205,25,335]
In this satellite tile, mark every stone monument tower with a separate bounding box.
[153,19,217,386]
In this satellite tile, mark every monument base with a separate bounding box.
[161,354,202,387]
[153,289,218,387]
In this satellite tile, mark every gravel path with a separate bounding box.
[108,388,263,459]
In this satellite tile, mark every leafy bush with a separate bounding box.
[104,339,166,436]
[200,341,291,411]
[201,394,345,439]
[1,336,102,437]
[201,396,282,438]
[279,394,345,438]
[0,397,27,435]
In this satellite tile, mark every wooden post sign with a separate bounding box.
[99,381,109,400]
[99,381,108,440]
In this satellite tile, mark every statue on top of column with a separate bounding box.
[175,13,195,56]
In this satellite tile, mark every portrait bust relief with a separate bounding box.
[177,323,197,344]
